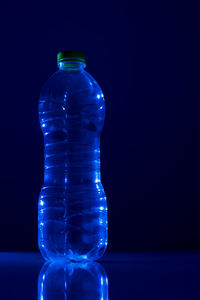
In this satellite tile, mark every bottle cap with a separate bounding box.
[57,50,86,64]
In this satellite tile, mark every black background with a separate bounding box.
[0,0,199,252]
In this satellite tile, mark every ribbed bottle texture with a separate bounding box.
[38,56,107,261]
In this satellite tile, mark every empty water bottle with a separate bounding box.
[38,51,108,261]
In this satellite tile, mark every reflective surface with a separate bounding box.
[0,252,200,299]
[38,261,108,300]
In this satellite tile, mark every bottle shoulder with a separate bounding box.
[39,70,103,103]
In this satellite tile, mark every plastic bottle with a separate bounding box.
[38,51,107,261]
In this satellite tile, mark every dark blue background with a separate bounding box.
[0,0,199,252]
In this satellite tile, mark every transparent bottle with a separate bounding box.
[38,51,108,261]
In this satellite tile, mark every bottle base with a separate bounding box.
[39,244,107,262]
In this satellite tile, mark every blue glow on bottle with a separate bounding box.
[38,52,108,261]
[38,262,109,300]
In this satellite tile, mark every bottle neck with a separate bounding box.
[58,60,86,71]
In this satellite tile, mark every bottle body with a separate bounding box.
[38,62,107,261]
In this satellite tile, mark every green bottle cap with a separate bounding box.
[57,50,86,64]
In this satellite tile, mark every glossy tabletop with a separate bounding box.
[0,252,200,299]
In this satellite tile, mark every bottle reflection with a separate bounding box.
[38,261,108,300]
